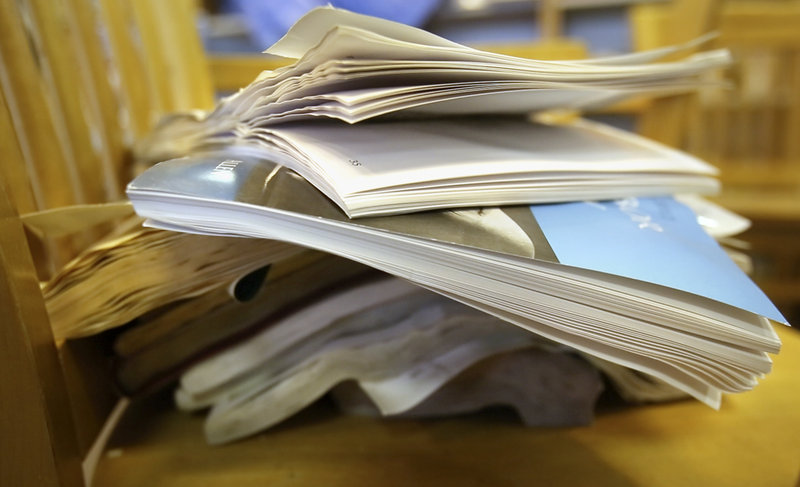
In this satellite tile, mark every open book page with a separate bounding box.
[147,116,719,218]
[255,117,718,190]
[241,117,717,211]
[128,152,785,408]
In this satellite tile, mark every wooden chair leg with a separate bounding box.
[0,184,84,487]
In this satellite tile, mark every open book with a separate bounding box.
[177,117,720,218]
[127,152,786,410]
[139,7,727,217]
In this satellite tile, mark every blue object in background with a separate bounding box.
[221,0,442,50]
[209,1,632,58]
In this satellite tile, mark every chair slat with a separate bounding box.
[96,0,158,139]
[67,0,129,197]
[129,0,215,114]
[24,0,115,204]
[0,88,37,215]
[0,183,84,487]
[0,0,83,210]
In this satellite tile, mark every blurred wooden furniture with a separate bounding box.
[630,0,722,146]
[1,1,799,486]
[632,1,800,190]
[0,0,213,221]
[631,0,800,323]
[0,0,212,485]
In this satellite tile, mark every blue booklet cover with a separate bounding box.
[530,197,786,323]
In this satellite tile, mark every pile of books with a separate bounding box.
[50,7,788,444]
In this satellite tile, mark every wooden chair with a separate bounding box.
[2,1,799,486]
[629,0,723,147]
[1,0,212,484]
[632,0,800,187]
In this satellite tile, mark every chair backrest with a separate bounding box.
[0,1,213,485]
[1,0,214,209]
[695,1,800,188]
[632,0,800,189]
[629,0,723,148]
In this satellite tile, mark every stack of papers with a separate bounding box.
[66,7,785,440]
[127,153,786,412]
